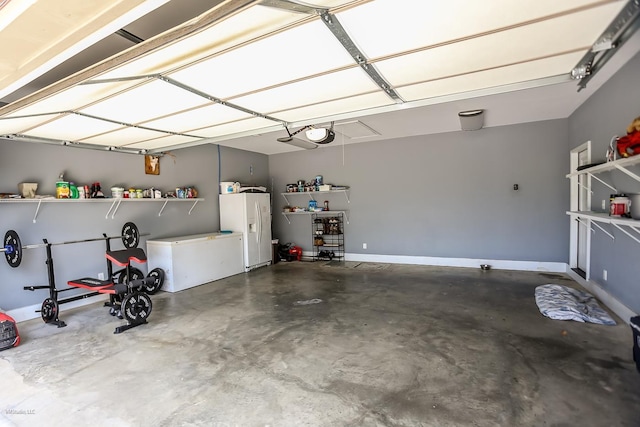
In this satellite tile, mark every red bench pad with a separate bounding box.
[106,248,147,267]
[67,278,118,294]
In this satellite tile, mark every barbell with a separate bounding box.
[2,222,141,268]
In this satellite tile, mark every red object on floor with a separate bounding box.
[0,312,20,351]
[289,246,303,261]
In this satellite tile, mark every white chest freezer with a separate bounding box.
[146,232,244,293]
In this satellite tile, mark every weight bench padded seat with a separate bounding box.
[67,278,128,295]
[106,248,147,267]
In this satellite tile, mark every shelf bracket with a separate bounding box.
[281,194,290,205]
[283,213,291,224]
[612,223,640,244]
[32,199,42,223]
[188,199,199,215]
[110,198,123,219]
[577,181,594,194]
[343,190,350,204]
[587,172,617,192]
[591,220,614,240]
[576,218,594,234]
[158,199,169,217]
[613,164,640,184]
[105,199,117,219]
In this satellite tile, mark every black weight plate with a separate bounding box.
[121,222,139,249]
[121,292,152,323]
[41,298,58,324]
[117,267,144,285]
[4,230,22,268]
[144,268,165,295]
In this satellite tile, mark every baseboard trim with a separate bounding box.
[342,253,567,273]
[7,294,109,323]
[566,267,637,325]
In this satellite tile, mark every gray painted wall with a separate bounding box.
[568,50,640,313]
[219,145,271,190]
[0,140,267,311]
[269,119,569,262]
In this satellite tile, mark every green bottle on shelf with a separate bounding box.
[69,182,79,199]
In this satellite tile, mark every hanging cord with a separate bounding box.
[217,144,222,193]
[163,151,177,164]
[342,125,345,166]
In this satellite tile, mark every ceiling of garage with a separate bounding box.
[0,0,639,155]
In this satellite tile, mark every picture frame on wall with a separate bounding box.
[145,155,160,175]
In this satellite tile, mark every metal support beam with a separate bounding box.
[574,0,640,90]
[158,76,286,124]
[0,133,162,155]
[259,0,321,15]
[115,29,145,44]
[319,11,403,103]
[0,0,260,116]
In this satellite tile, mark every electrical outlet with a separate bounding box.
[98,272,104,280]
[602,199,606,210]
[603,270,607,281]
[363,243,367,249]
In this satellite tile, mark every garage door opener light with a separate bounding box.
[305,122,335,144]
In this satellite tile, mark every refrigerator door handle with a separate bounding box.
[256,201,261,244]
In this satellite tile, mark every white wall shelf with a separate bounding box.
[566,211,640,244]
[566,155,640,192]
[280,189,350,205]
[282,210,349,224]
[0,198,204,222]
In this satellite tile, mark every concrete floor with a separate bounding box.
[1,262,639,426]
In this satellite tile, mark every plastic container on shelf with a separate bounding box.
[629,194,640,219]
[69,182,79,199]
[56,181,69,199]
[610,194,630,216]
[220,182,238,194]
[111,187,124,198]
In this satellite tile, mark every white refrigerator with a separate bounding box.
[219,193,272,271]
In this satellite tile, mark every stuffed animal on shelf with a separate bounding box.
[616,115,640,158]
[627,116,640,134]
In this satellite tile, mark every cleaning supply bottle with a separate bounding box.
[69,182,79,199]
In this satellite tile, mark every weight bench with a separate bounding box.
[68,248,156,334]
